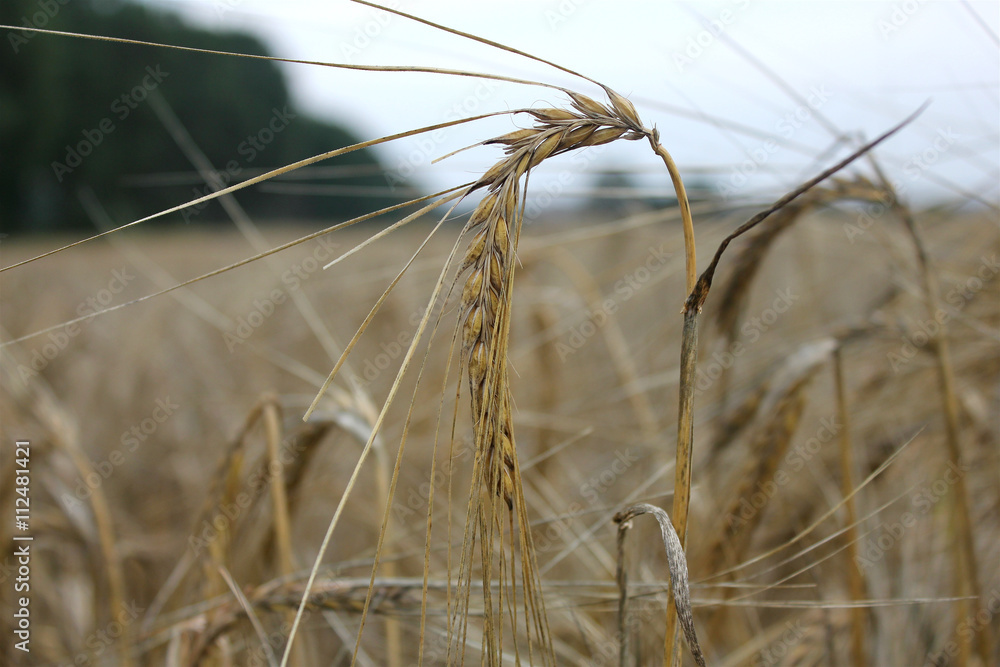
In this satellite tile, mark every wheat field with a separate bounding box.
[1,2,998,666]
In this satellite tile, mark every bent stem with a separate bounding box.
[646,136,698,666]
[649,138,697,296]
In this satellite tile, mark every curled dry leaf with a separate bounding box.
[615,503,707,667]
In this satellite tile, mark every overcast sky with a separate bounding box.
[138,0,999,208]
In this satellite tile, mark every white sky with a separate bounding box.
[138,0,999,208]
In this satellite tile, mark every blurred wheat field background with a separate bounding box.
[1,1,998,666]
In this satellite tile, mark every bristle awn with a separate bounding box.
[701,429,921,583]
[216,566,280,667]
[147,91,356,378]
[304,189,470,420]
[2,187,467,349]
[349,211,488,666]
[415,273,474,666]
[280,203,472,667]
[322,189,466,269]
[0,23,572,96]
[0,110,529,273]
[717,481,924,602]
[683,102,927,314]
[348,0,604,89]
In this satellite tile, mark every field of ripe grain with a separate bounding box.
[2,202,997,665]
[2,2,999,664]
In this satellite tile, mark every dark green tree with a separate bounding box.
[0,0,402,233]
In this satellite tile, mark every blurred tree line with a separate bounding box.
[0,0,401,233]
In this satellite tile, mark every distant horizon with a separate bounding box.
[130,0,997,209]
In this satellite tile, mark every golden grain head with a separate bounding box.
[458,90,653,508]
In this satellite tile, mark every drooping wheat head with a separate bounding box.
[459,91,646,506]
[449,90,648,663]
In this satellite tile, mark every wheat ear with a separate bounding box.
[446,93,651,664]
[458,92,646,506]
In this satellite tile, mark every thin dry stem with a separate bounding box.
[833,348,867,665]
[262,401,302,667]
[876,171,990,665]
[664,309,699,666]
